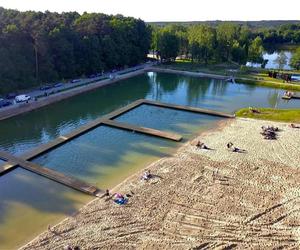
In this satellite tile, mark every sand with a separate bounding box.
[22,118,300,249]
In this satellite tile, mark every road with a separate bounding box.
[0,62,155,112]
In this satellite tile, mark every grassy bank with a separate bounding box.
[236,108,300,122]
[156,60,239,75]
[235,78,300,91]
[155,60,300,91]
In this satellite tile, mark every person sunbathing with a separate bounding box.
[249,107,260,113]
[112,193,128,205]
[141,170,152,180]
[290,123,300,129]
[232,147,246,153]
[196,141,209,150]
[226,142,233,149]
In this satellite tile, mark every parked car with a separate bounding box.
[6,92,17,99]
[53,82,63,88]
[15,95,31,103]
[0,98,11,108]
[70,79,80,83]
[40,84,52,91]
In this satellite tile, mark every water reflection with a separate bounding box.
[246,50,293,70]
[32,126,175,184]
[0,168,89,248]
[267,91,280,108]
[0,72,299,156]
[0,72,300,248]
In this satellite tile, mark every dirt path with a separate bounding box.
[22,118,300,249]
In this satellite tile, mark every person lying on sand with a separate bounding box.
[290,123,300,129]
[112,193,128,205]
[226,142,246,153]
[232,147,247,153]
[249,107,260,113]
[196,141,209,150]
[226,142,233,149]
[141,170,152,180]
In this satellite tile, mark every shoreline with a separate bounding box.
[1,66,300,122]
[0,67,230,122]
[20,118,230,249]
[22,117,300,249]
[0,69,147,122]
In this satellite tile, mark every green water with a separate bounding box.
[0,72,299,249]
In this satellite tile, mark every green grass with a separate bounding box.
[236,108,300,122]
[156,60,239,75]
[155,60,300,91]
[235,78,300,91]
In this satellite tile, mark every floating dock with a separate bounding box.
[0,150,101,196]
[102,119,182,141]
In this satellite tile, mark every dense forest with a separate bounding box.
[0,7,151,92]
[149,20,300,29]
[151,23,300,67]
[1,7,300,93]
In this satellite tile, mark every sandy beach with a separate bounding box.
[22,118,300,249]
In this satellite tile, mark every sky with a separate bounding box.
[0,0,299,22]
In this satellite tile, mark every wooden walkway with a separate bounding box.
[0,150,102,196]
[143,99,235,118]
[102,120,182,141]
[21,99,144,161]
[0,98,235,195]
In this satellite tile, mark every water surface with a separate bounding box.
[0,72,299,249]
[246,50,293,70]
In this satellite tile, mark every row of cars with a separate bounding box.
[0,81,74,108]
[0,93,31,108]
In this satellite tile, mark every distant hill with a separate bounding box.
[148,20,300,29]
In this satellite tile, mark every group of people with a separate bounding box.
[284,91,294,98]
[104,190,130,205]
[195,140,245,153]
[261,126,279,140]
[103,169,154,206]
[268,71,292,82]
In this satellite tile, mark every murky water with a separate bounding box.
[0,72,299,249]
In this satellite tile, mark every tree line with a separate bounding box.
[150,23,300,67]
[0,8,151,93]
[1,7,300,93]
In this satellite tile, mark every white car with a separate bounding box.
[15,94,31,103]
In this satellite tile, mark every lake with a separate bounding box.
[0,72,299,249]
